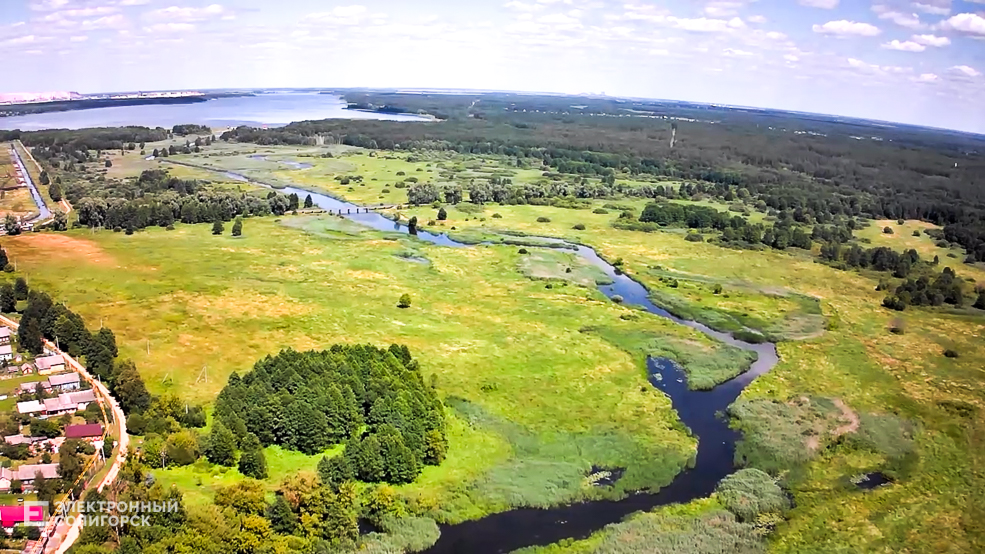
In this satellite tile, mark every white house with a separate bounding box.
[0,327,10,345]
[46,372,80,392]
[0,344,12,362]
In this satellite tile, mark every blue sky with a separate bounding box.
[1,0,985,132]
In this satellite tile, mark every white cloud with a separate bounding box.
[647,48,670,56]
[872,6,924,29]
[119,0,152,5]
[764,31,787,40]
[800,0,839,8]
[746,15,766,23]
[950,65,981,77]
[915,72,938,82]
[0,34,40,46]
[882,39,926,51]
[942,13,985,36]
[912,2,949,15]
[302,6,380,27]
[783,53,799,61]
[144,22,194,33]
[69,34,88,41]
[663,16,743,32]
[847,57,911,74]
[29,0,70,11]
[703,1,744,17]
[504,1,545,12]
[813,20,881,36]
[912,33,950,46]
[723,47,753,56]
[144,4,224,21]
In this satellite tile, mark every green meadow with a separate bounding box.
[4,145,984,552]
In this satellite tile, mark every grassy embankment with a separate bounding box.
[0,215,757,522]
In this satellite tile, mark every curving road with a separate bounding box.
[0,314,128,554]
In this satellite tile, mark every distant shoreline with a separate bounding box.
[0,93,255,119]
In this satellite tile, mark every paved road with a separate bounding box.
[9,142,51,222]
[0,314,128,553]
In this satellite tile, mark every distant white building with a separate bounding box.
[0,344,12,362]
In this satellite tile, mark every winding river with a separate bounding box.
[181,162,780,553]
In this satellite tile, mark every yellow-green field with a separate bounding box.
[0,144,39,220]
[5,145,985,552]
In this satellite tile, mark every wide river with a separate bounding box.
[190,162,781,553]
[0,92,430,131]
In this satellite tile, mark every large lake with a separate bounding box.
[0,93,431,131]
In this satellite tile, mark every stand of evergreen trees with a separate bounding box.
[214,344,447,485]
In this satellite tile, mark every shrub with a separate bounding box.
[715,468,790,522]
[896,218,905,225]
[398,294,411,308]
[572,223,586,230]
[684,232,704,242]
[492,213,502,218]
[912,230,921,237]
[883,226,894,234]
[536,216,551,223]
[713,284,723,294]
[518,248,529,254]
[611,295,624,303]
[396,171,405,176]
[394,183,407,189]
[592,208,609,214]
[943,349,959,358]
[382,188,390,193]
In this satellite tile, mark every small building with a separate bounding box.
[15,400,43,416]
[19,363,33,375]
[0,464,60,491]
[40,390,96,416]
[64,424,103,440]
[0,327,10,345]
[46,372,80,392]
[0,344,12,362]
[16,382,43,395]
[35,355,65,375]
[0,505,46,529]
[2,435,41,446]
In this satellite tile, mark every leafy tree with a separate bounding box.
[437,207,447,220]
[408,216,418,234]
[96,327,117,357]
[266,495,297,535]
[5,214,20,236]
[212,220,224,235]
[58,439,85,483]
[215,480,267,515]
[0,284,15,313]
[14,277,28,300]
[232,217,243,237]
[34,473,59,515]
[238,433,268,479]
[205,420,237,466]
[104,159,112,168]
[51,210,68,231]
[974,290,985,310]
[113,360,151,414]
[17,316,43,355]
[398,293,411,308]
[303,194,313,208]
[317,454,353,489]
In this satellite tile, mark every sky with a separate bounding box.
[1,0,985,132]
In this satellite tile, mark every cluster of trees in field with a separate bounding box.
[67,169,294,232]
[171,124,211,136]
[214,345,447,484]
[215,92,985,262]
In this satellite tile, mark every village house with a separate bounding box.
[64,423,103,440]
[0,463,59,492]
[46,372,80,392]
[16,390,95,417]
[2,435,43,446]
[35,355,65,375]
[0,344,12,363]
[18,363,33,375]
[0,327,10,345]
[16,381,42,395]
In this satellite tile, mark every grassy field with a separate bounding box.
[0,144,39,220]
[0,216,760,520]
[6,145,985,551]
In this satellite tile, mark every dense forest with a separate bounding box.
[214,345,448,485]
